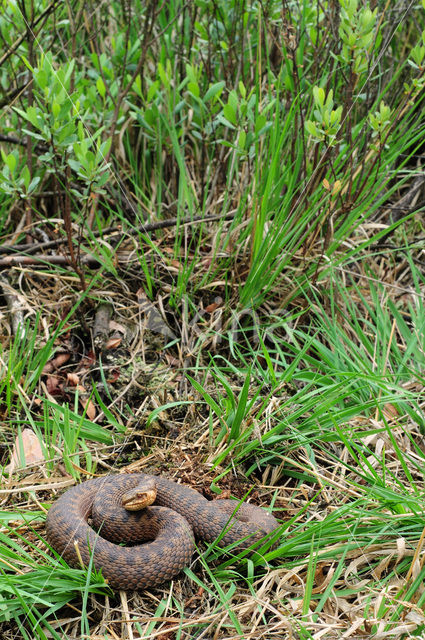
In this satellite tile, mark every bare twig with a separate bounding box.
[0,273,27,336]
[0,254,100,267]
[0,211,237,255]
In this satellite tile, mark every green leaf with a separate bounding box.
[20,54,34,73]
[52,102,60,118]
[21,166,30,191]
[96,77,106,98]
[187,81,200,98]
[305,120,318,137]
[27,176,41,194]
[34,69,48,90]
[4,152,17,174]
[186,375,222,416]
[204,81,226,102]
[313,86,325,108]
[56,121,77,145]
[238,129,246,150]
[223,103,237,125]
[229,367,252,441]
[255,114,267,135]
[147,80,159,101]
[13,106,40,129]
[68,158,81,173]
[98,138,112,158]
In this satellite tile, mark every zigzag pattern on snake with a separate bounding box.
[46,473,279,590]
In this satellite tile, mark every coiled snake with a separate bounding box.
[46,473,279,590]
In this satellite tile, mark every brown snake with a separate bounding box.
[46,473,279,590]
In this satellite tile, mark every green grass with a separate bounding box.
[0,528,109,640]
[1,0,425,638]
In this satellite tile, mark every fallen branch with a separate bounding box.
[0,254,100,267]
[0,210,237,255]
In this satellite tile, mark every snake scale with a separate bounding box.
[46,473,279,590]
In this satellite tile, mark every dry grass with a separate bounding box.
[2,1,425,637]
[2,213,425,638]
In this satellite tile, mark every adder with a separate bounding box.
[46,473,279,590]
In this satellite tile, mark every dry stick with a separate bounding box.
[0,255,100,267]
[0,273,26,336]
[378,174,425,224]
[0,133,50,154]
[0,210,237,255]
[0,85,29,110]
[92,302,113,350]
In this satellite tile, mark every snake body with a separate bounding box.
[46,473,278,590]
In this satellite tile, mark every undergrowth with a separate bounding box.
[1,0,425,638]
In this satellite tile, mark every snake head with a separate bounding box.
[121,477,157,511]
